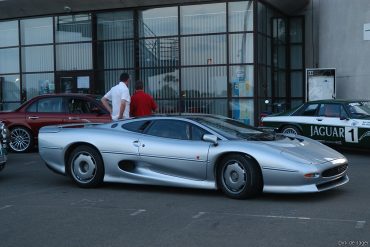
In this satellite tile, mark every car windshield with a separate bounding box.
[347,101,370,118]
[191,115,281,141]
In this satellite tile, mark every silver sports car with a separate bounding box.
[38,114,349,199]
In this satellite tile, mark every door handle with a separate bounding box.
[316,118,323,121]
[28,116,39,120]
[68,117,80,120]
[133,140,140,147]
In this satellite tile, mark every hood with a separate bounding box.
[261,135,345,165]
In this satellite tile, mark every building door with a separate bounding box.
[55,71,93,94]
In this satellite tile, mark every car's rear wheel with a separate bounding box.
[9,127,34,153]
[217,154,262,199]
[68,145,104,188]
[281,125,301,135]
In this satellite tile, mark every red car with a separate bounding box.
[0,94,112,153]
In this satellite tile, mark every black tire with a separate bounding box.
[68,145,104,188]
[281,125,301,135]
[217,154,262,199]
[9,127,34,153]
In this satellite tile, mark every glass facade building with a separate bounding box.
[0,0,304,126]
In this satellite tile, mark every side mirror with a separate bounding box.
[203,134,218,146]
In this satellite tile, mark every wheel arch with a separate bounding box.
[64,142,104,176]
[213,151,263,190]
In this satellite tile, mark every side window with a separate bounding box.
[122,120,151,133]
[27,97,63,113]
[300,104,319,116]
[319,104,342,118]
[191,124,209,140]
[68,98,91,114]
[146,120,190,140]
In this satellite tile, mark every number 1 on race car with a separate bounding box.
[345,127,358,143]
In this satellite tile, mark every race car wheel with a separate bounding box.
[68,145,104,188]
[9,127,34,153]
[217,154,262,199]
[281,125,301,135]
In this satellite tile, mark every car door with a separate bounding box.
[137,119,211,181]
[309,103,350,144]
[65,96,111,124]
[25,96,66,135]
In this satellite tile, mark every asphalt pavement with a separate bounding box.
[0,150,369,247]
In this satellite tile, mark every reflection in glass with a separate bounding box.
[56,43,92,70]
[258,34,267,64]
[0,74,20,102]
[230,99,254,125]
[290,45,302,69]
[229,1,253,32]
[181,99,227,115]
[140,68,179,100]
[181,3,226,35]
[230,33,253,64]
[0,20,18,47]
[274,71,286,97]
[139,7,178,37]
[97,40,134,69]
[258,2,266,33]
[23,73,55,100]
[0,48,19,73]
[139,38,179,68]
[229,65,254,97]
[97,70,135,95]
[181,66,227,98]
[22,46,54,72]
[291,71,303,97]
[55,14,92,43]
[290,18,303,43]
[97,11,134,40]
[21,17,53,45]
[181,35,226,65]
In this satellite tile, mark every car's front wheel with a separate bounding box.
[9,127,34,153]
[281,125,301,135]
[68,145,104,188]
[217,154,262,199]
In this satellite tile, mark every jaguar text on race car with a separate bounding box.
[261,99,370,148]
[39,114,348,199]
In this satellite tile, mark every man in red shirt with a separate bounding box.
[130,80,157,117]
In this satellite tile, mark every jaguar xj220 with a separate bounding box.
[39,114,349,199]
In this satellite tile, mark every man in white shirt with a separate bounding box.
[101,73,131,121]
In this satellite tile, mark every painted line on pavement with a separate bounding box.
[130,209,146,216]
[0,205,13,210]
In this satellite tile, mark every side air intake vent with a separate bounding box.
[118,160,136,172]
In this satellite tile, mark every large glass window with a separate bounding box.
[181,35,226,65]
[229,33,253,64]
[180,3,226,35]
[139,38,179,68]
[55,14,92,43]
[56,43,92,70]
[0,48,19,73]
[97,11,134,40]
[181,66,227,98]
[139,7,178,37]
[140,68,179,100]
[229,65,254,97]
[231,99,254,125]
[20,17,53,45]
[22,46,54,72]
[0,20,18,47]
[229,1,253,32]
[23,73,55,101]
[0,74,20,102]
[97,40,134,69]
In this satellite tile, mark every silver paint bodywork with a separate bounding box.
[38,115,349,193]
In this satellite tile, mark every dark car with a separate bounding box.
[0,94,111,153]
[261,99,370,149]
